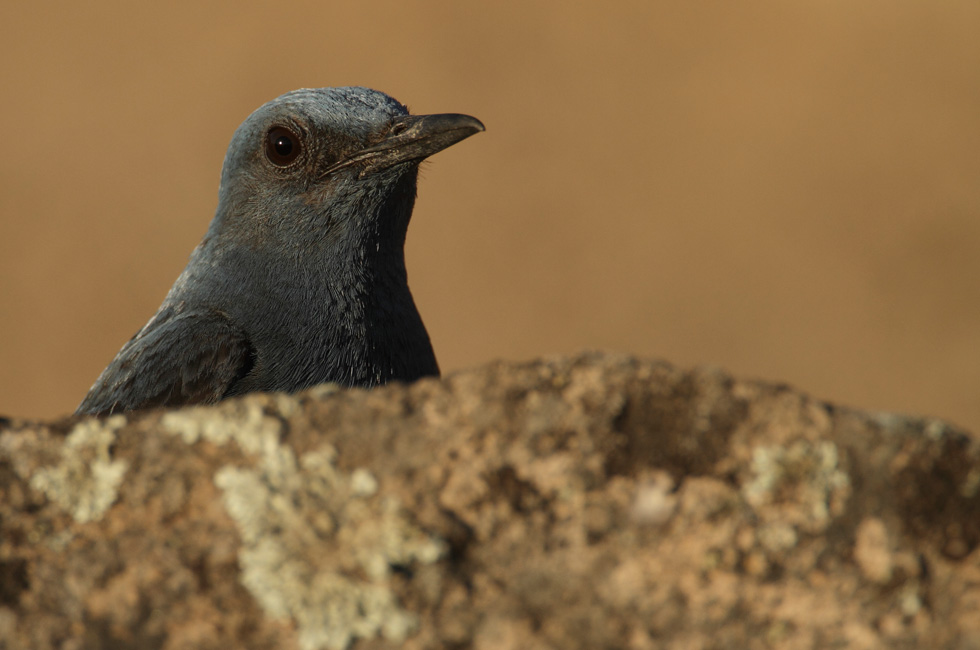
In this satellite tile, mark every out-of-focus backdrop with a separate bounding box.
[1,2,977,430]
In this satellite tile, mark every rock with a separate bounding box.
[1,352,978,649]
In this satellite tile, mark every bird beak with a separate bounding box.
[322,113,485,178]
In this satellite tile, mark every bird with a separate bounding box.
[76,87,483,416]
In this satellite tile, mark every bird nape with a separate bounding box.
[77,87,484,416]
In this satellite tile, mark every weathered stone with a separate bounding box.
[1,352,977,649]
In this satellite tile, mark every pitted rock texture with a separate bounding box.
[1,353,978,649]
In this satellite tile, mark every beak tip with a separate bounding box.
[450,114,484,136]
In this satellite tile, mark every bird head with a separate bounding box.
[209,87,483,265]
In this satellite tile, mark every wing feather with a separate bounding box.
[76,310,255,416]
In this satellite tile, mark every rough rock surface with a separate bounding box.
[1,352,978,649]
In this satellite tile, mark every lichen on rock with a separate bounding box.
[26,415,129,523]
[0,353,978,649]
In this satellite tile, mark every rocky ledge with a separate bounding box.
[1,353,978,649]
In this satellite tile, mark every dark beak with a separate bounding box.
[322,113,485,178]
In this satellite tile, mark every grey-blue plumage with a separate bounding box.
[77,87,483,416]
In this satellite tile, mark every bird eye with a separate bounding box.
[265,126,302,166]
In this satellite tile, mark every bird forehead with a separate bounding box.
[253,86,408,138]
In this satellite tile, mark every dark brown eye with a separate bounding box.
[266,126,301,166]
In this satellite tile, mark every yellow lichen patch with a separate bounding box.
[162,397,444,650]
[742,440,851,533]
[29,416,128,523]
[216,444,444,650]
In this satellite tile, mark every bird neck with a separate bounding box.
[179,168,436,387]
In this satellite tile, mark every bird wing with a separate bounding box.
[76,309,256,416]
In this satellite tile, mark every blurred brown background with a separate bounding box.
[1,1,977,430]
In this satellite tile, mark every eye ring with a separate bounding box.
[265,126,302,166]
